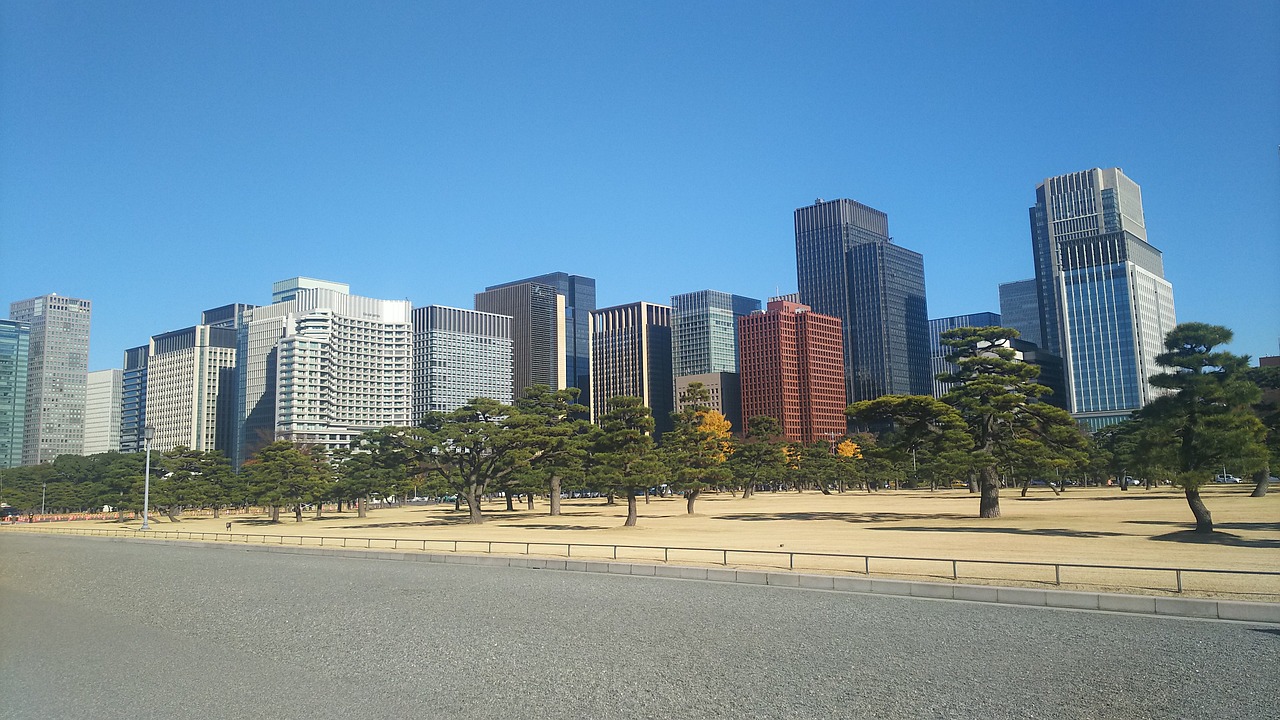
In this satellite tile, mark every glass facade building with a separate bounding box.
[1029,169,1175,427]
[119,345,148,453]
[485,273,593,409]
[9,294,91,465]
[475,280,567,402]
[670,290,760,376]
[927,312,1001,398]
[795,199,930,403]
[998,279,1042,348]
[0,320,29,468]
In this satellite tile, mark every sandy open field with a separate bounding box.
[19,485,1280,600]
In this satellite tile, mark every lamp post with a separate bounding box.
[41,482,46,516]
[141,425,155,530]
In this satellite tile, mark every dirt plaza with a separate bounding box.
[24,485,1280,600]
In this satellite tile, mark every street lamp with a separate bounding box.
[141,425,155,530]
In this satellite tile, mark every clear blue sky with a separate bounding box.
[3,1,1277,371]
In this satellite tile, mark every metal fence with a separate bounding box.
[8,525,1278,597]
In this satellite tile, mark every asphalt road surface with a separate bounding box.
[1,534,1275,720]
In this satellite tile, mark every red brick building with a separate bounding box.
[738,299,846,444]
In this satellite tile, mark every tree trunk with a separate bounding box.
[1251,465,1270,498]
[213,506,221,518]
[358,497,368,518]
[818,483,831,495]
[453,495,461,512]
[549,475,562,516]
[465,485,484,524]
[1186,487,1214,533]
[1020,480,1029,497]
[336,499,343,512]
[979,466,1001,518]
[505,493,514,512]
[742,483,753,499]
[624,493,637,527]
[606,493,615,505]
[968,477,978,494]
[270,505,281,523]
[1120,475,1127,491]
[686,489,699,514]
[314,502,323,520]
[526,493,534,510]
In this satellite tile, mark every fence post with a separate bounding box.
[722,549,728,566]
[1176,569,1183,593]
[789,553,794,570]
[952,560,958,580]
[865,556,870,575]
[613,545,617,560]
[1054,565,1061,585]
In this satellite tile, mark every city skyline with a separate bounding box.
[2,3,1276,371]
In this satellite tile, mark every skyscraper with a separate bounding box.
[119,345,148,453]
[83,369,122,455]
[486,273,594,409]
[590,302,673,436]
[928,312,1001,398]
[0,320,29,468]
[475,281,566,401]
[9,294,91,465]
[670,289,759,431]
[412,305,513,418]
[738,299,846,445]
[998,279,1042,348]
[146,325,238,453]
[1029,168,1176,429]
[795,198,930,403]
[234,279,412,465]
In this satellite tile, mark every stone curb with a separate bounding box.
[37,534,1280,624]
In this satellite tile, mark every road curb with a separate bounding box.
[24,533,1280,624]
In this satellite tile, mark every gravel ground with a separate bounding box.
[1,534,1275,720]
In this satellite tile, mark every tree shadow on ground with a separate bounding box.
[867,526,1128,539]
[1127,520,1280,532]
[1252,628,1280,638]
[333,516,479,529]
[1148,529,1280,549]
[1079,494,1184,501]
[713,511,971,524]
[497,523,610,531]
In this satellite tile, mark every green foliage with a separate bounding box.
[242,441,329,522]
[662,383,731,513]
[1135,323,1268,530]
[937,326,1087,517]
[589,396,664,526]
[726,416,787,497]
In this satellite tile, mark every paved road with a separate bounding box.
[1,534,1275,720]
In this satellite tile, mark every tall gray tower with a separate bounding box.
[9,294,92,465]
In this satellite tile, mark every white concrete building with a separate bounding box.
[234,279,412,465]
[83,369,122,455]
[144,325,237,453]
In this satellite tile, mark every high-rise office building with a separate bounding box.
[1029,168,1176,429]
[475,280,566,400]
[9,294,91,465]
[998,279,1042,348]
[271,277,349,305]
[928,312,1002,398]
[670,290,760,377]
[234,279,412,465]
[83,369,122,455]
[486,273,594,409]
[412,305,513,418]
[201,303,257,330]
[738,299,846,445]
[119,345,148,453]
[0,320,30,468]
[145,325,238,453]
[670,290,759,431]
[590,302,673,436]
[795,198,930,403]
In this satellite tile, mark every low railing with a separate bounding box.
[8,525,1278,597]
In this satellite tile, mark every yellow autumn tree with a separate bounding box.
[836,439,861,459]
[698,409,733,461]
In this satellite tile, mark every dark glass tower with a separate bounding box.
[795,198,930,403]
[486,272,595,410]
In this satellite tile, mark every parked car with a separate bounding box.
[1213,474,1242,483]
